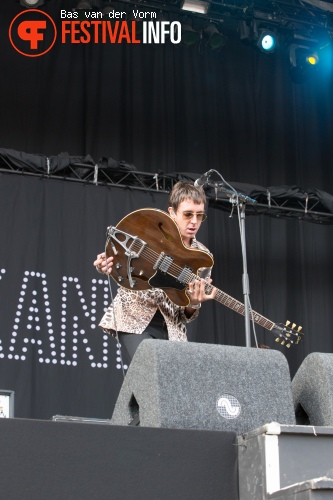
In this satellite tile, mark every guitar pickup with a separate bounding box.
[177,266,193,285]
[153,252,173,273]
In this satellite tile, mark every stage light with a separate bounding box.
[306,53,319,65]
[289,42,321,82]
[76,0,92,8]
[289,44,320,69]
[258,30,276,52]
[102,1,115,17]
[204,24,226,51]
[20,0,44,7]
[181,23,201,47]
[76,0,102,8]
[181,0,209,15]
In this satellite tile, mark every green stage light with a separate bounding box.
[204,24,226,51]
[181,23,201,47]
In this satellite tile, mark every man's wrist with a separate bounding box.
[188,303,201,309]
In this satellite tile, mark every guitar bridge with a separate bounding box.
[108,226,146,259]
[107,226,146,288]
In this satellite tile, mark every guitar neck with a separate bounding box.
[206,283,275,331]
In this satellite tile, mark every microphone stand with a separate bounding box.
[240,202,251,348]
[207,181,256,348]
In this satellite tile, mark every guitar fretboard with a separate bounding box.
[207,284,275,331]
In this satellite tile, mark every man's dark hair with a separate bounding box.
[168,181,206,212]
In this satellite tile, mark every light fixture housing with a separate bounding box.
[204,24,226,50]
[102,1,114,14]
[181,0,209,15]
[181,23,201,47]
[288,37,322,83]
[76,0,93,8]
[289,44,319,69]
[76,0,102,8]
[20,0,45,7]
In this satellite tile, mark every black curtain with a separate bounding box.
[1,172,332,419]
[0,174,169,418]
[1,1,333,419]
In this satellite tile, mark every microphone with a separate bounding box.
[194,170,214,188]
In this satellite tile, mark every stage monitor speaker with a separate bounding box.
[111,340,296,435]
[292,352,333,426]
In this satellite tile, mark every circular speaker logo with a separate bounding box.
[216,394,241,419]
[9,9,57,57]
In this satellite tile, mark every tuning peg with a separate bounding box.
[281,340,285,345]
[285,320,291,327]
[275,338,280,343]
[286,343,291,348]
[292,323,296,329]
[285,333,291,337]
[297,326,302,333]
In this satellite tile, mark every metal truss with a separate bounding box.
[210,191,333,224]
[1,162,332,223]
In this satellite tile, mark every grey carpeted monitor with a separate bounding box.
[111,340,296,435]
[292,352,333,426]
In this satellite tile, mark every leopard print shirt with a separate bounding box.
[99,238,212,342]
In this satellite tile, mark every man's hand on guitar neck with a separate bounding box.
[94,252,113,275]
[185,278,217,316]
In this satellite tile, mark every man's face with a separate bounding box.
[168,199,206,246]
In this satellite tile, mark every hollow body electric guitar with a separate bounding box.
[106,208,303,348]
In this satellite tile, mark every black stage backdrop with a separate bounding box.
[0,174,170,419]
[0,0,333,419]
[1,1,333,189]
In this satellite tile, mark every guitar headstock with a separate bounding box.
[271,321,304,348]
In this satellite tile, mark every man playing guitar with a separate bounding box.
[93,181,217,366]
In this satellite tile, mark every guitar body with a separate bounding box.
[106,208,213,307]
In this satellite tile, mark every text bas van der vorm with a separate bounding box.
[61,10,182,44]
